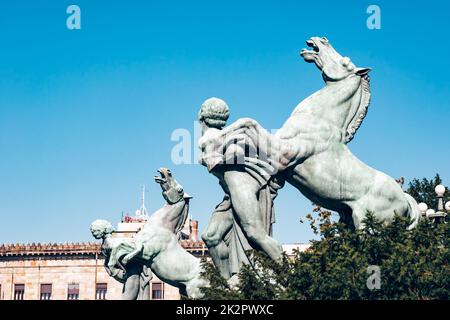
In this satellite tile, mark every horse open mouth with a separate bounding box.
[306,39,319,52]
[300,39,322,68]
[154,168,171,185]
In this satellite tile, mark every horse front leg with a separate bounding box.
[108,243,133,273]
[121,244,144,266]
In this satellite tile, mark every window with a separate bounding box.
[40,284,52,300]
[67,283,79,300]
[14,284,25,300]
[95,283,107,300]
[151,282,163,300]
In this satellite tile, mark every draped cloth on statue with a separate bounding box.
[200,127,284,275]
[212,156,284,275]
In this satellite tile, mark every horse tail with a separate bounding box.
[404,193,421,230]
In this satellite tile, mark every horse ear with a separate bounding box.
[356,67,371,76]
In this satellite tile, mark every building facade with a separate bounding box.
[0,239,207,300]
[0,217,207,300]
[0,215,307,300]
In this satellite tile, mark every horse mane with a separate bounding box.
[345,75,371,143]
[175,200,190,237]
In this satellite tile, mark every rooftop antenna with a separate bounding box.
[136,185,149,220]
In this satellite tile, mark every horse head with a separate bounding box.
[301,37,371,82]
[154,167,191,205]
[154,167,192,236]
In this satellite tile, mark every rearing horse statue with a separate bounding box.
[210,37,421,230]
[94,168,208,299]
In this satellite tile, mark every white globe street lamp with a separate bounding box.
[416,183,448,224]
[435,184,446,197]
[418,202,428,217]
[434,184,446,212]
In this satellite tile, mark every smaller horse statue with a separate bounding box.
[94,168,208,299]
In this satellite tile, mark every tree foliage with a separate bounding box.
[406,173,448,209]
[199,176,449,300]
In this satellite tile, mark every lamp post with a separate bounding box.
[418,184,449,224]
[435,185,446,211]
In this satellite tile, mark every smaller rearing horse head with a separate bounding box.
[154,168,191,204]
[301,37,371,82]
[153,168,192,235]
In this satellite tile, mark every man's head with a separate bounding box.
[198,97,230,129]
[90,219,114,239]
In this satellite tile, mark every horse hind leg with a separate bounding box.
[178,284,188,298]
[404,193,421,230]
[338,206,356,230]
[185,277,208,299]
[346,204,367,230]
[121,265,141,300]
[350,193,410,230]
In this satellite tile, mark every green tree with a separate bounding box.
[406,174,448,209]
[199,176,449,300]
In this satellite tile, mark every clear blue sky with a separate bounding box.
[0,1,449,244]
